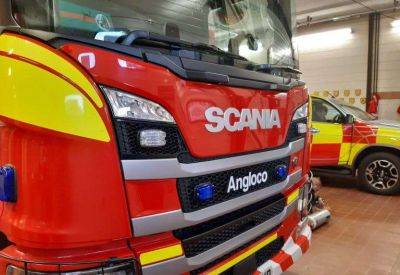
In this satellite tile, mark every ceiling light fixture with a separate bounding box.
[293,28,353,51]
[391,19,400,28]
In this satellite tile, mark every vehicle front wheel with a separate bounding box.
[358,152,400,195]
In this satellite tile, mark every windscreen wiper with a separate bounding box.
[254,64,302,75]
[120,30,247,61]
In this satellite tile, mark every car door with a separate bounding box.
[310,98,352,166]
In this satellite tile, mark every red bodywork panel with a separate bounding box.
[0,37,132,249]
[353,121,378,144]
[60,43,309,220]
[61,44,308,159]
[0,119,132,248]
[0,34,309,272]
[125,179,181,217]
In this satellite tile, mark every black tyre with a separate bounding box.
[358,152,400,195]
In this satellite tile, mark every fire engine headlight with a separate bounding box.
[6,261,137,274]
[292,103,308,121]
[102,86,175,124]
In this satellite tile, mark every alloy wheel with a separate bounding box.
[365,160,399,190]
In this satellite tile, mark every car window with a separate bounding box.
[312,98,343,123]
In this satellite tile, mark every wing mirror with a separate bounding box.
[344,114,355,124]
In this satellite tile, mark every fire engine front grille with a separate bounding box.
[177,157,290,213]
[114,119,187,159]
[190,235,284,275]
[174,195,285,258]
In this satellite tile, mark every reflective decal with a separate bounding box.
[0,55,110,142]
[205,107,281,133]
[0,33,103,107]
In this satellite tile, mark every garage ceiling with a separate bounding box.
[296,0,399,24]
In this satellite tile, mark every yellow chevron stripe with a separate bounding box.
[0,33,103,108]
[206,233,278,275]
[287,188,300,205]
[140,244,183,266]
[0,55,110,142]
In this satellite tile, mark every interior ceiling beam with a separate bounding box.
[296,0,397,24]
[296,0,358,16]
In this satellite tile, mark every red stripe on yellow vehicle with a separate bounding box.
[353,121,378,144]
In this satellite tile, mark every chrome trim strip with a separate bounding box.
[141,201,298,275]
[132,169,303,236]
[122,139,304,180]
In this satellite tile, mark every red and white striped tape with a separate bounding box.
[255,224,312,275]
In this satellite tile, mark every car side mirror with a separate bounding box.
[344,114,355,124]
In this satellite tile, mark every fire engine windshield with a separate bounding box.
[12,0,297,67]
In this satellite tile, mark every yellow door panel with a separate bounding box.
[312,122,343,144]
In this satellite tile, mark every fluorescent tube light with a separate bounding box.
[391,19,400,28]
[294,28,353,51]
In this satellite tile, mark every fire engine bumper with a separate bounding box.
[255,221,312,275]
[194,218,312,275]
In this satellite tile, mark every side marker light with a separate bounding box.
[196,183,215,202]
[0,166,16,202]
[140,130,167,147]
[275,165,288,181]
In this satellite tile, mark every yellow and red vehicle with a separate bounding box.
[0,0,312,274]
[310,96,400,195]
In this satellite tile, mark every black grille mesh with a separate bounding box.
[190,235,284,275]
[174,195,285,258]
[114,119,187,159]
[255,237,285,266]
[177,158,290,213]
[114,119,303,161]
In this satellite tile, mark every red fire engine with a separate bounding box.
[0,0,311,274]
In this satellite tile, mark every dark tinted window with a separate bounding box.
[312,98,343,124]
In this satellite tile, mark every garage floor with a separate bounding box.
[284,177,400,275]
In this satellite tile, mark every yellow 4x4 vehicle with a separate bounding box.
[310,96,400,195]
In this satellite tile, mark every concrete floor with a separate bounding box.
[285,177,400,275]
